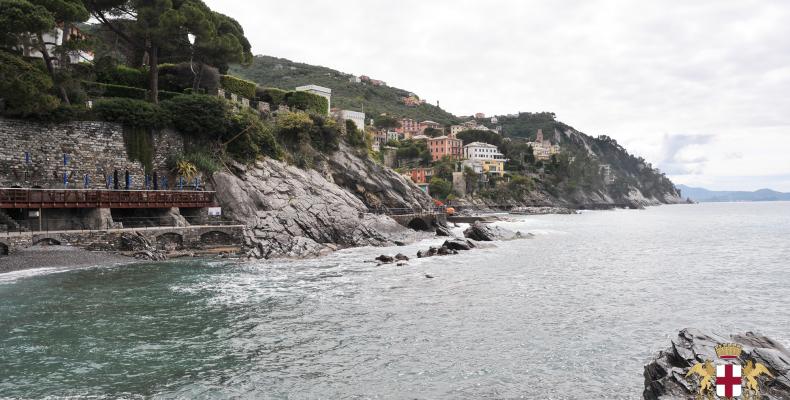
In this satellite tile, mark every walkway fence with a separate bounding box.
[0,188,216,209]
[0,215,238,236]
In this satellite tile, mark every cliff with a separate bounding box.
[211,146,433,259]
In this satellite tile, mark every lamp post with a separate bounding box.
[187,33,197,90]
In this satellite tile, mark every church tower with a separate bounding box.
[536,128,544,143]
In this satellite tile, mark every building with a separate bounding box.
[491,116,498,124]
[407,167,434,184]
[475,112,486,119]
[427,135,463,161]
[348,75,361,83]
[463,142,507,177]
[386,130,400,142]
[401,96,425,107]
[419,120,444,135]
[295,84,331,114]
[526,128,560,161]
[19,24,94,65]
[398,118,420,138]
[334,110,365,132]
[450,121,494,137]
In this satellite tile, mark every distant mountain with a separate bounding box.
[229,55,459,125]
[677,184,790,202]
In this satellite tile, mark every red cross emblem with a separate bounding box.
[716,364,742,398]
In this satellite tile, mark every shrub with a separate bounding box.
[161,94,228,139]
[225,109,282,163]
[429,177,453,200]
[219,75,256,99]
[159,63,219,93]
[284,90,328,114]
[308,113,339,152]
[93,98,170,129]
[345,120,365,148]
[255,87,287,106]
[96,64,147,88]
[33,104,93,123]
[158,90,183,101]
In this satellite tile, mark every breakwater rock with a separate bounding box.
[463,221,528,241]
[212,158,424,259]
[644,328,790,399]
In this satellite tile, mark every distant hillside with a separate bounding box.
[677,185,790,202]
[229,55,459,125]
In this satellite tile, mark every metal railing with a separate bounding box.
[0,188,216,209]
[371,206,447,216]
[0,215,239,236]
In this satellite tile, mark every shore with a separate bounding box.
[0,245,137,274]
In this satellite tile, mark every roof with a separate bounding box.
[295,84,332,94]
[464,141,498,149]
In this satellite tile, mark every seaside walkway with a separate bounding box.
[373,207,448,231]
[0,188,216,209]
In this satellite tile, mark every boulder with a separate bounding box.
[442,239,475,251]
[133,250,167,261]
[375,254,395,263]
[434,224,452,237]
[118,232,154,251]
[395,253,409,261]
[436,246,457,255]
[463,221,523,241]
[643,328,790,399]
[417,247,438,258]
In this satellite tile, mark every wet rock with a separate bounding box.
[434,224,452,237]
[395,253,409,261]
[417,246,439,258]
[85,242,113,252]
[133,250,167,261]
[643,328,790,400]
[375,254,395,263]
[424,274,434,279]
[463,222,523,241]
[118,232,154,251]
[396,262,406,266]
[442,239,475,251]
[436,246,457,256]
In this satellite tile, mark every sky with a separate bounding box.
[205,0,790,191]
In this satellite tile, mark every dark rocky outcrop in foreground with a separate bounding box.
[644,328,790,399]
[463,221,527,241]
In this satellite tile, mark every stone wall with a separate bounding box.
[0,118,184,189]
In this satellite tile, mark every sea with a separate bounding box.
[1,202,788,399]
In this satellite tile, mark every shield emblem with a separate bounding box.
[716,364,742,398]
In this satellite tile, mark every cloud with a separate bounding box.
[205,0,790,190]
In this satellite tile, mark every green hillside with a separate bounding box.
[229,55,459,125]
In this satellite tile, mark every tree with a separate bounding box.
[0,50,59,115]
[373,115,400,130]
[422,127,442,137]
[456,129,502,146]
[85,0,251,103]
[429,177,452,200]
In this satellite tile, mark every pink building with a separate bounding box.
[427,136,463,161]
[398,118,420,138]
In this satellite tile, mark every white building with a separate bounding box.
[335,110,366,132]
[463,142,507,161]
[19,25,94,65]
[295,84,331,114]
[348,75,361,83]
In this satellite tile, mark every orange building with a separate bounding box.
[408,167,434,184]
[427,136,463,161]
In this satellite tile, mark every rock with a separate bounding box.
[375,254,395,263]
[463,222,522,241]
[643,328,790,400]
[436,246,457,255]
[133,250,167,261]
[118,232,154,251]
[211,154,425,259]
[417,246,440,258]
[85,242,113,252]
[396,262,406,266]
[434,224,452,237]
[424,274,434,278]
[442,239,475,251]
[395,253,409,261]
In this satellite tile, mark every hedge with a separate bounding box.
[96,65,147,88]
[220,75,256,99]
[93,98,170,129]
[160,94,228,139]
[285,90,329,115]
[83,81,148,100]
[256,87,287,106]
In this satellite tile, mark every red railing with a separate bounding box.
[0,188,216,209]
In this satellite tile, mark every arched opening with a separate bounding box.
[200,231,234,246]
[156,232,184,251]
[0,242,9,256]
[33,237,61,246]
[407,218,431,232]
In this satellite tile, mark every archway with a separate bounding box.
[33,237,61,246]
[0,242,8,256]
[407,217,431,232]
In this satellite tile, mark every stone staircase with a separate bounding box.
[0,209,26,233]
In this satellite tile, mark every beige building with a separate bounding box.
[527,129,560,161]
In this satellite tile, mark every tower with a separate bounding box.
[536,128,544,143]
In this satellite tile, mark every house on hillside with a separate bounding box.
[397,118,420,139]
[19,23,94,65]
[295,84,331,114]
[333,109,365,132]
[463,142,507,177]
[427,135,463,161]
[526,129,560,161]
[419,120,444,135]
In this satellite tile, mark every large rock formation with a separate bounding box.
[644,328,790,399]
[463,221,525,241]
[327,142,433,210]
[212,158,423,259]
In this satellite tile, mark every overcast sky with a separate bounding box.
[206,0,790,191]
